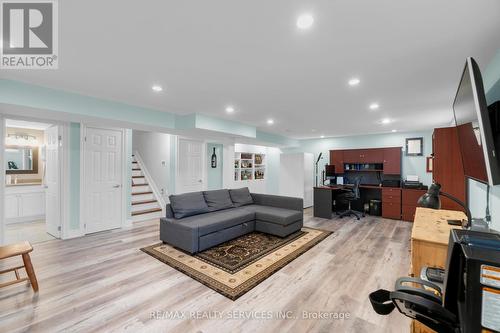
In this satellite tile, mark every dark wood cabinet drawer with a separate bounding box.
[382,188,401,196]
[382,202,401,220]
[402,189,426,206]
[382,193,401,203]
[402,204,417,222]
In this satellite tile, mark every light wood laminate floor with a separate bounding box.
[0,209,411,333]
[5,220,56,245]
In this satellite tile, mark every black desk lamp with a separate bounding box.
[315,153,323,187]
[417,183,472,228]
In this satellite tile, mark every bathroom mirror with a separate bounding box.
[5,146,39,174]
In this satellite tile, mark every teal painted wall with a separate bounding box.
[196,115,256,138]
[468,50,500,231]
[484,50,500,104]
[207,143,223,190]
[0,80,176,129]
[69,123,80,230]
[284,131,433,186]
[0,80,292,146]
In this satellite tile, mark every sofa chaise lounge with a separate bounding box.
[160,187,303,254]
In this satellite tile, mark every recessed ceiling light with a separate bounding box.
[320,135,325,138]
[152,85,163,92]
[381,118,392,125]
[348,78,360,86]
[391,129,397,133]
[225,106,235,113]
[297,14,314,29]
[267,119,274,125]
[369,103,380,110]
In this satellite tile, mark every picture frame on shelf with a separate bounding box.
[255,168,265,180]
[241,169,253,180]
[241,160,253,168]
[241,153,253,160]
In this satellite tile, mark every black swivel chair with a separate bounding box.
[336,177,365,220]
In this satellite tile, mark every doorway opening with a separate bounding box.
[3,119,62,244]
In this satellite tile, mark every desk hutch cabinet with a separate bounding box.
[329,147,401,176]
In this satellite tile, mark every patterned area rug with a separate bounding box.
[141,227,332,300]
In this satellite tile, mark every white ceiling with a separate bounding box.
[2,0,500,139]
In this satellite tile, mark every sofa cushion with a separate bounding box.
[169,191,210,219]
[229,187,254,207]
[243,205,302,226]
[203,189,234,212]
[176,208,255,236]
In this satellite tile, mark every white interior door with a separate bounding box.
[84,127,123,234]
[45,125,61,238]
[177,139,204,194]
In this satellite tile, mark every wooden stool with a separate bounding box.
[0,241,39,292]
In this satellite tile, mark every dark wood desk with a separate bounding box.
[313,185,402,220]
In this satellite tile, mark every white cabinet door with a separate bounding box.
[5,194,19,219]
[20,192,45,217]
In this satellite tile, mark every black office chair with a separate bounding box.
[336,177,365,220]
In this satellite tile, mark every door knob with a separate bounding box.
[198,180,203,183]
[113,184,121,188]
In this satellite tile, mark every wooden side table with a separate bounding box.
[410,207,466,333]
[0,241,39,292]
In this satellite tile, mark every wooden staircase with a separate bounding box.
[131,155,162,222]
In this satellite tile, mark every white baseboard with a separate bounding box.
[5,214,46,224]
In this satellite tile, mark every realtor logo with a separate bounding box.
[1,0,58,69]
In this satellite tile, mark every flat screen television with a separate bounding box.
[453,57,500,186]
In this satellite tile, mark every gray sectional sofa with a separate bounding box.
[160,187,303,254]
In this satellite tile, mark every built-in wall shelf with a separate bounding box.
[234,153,265,181]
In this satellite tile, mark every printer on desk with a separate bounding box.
[403,175,427,190]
